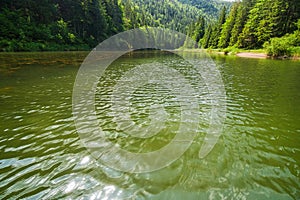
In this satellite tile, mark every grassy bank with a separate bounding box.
[207,48,265,55]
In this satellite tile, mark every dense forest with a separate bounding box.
[0,0,227,51]
[188,0,300,56]
[0,0,123,51]
[0,0,299,56]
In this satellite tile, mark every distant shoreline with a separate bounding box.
[235,51,299,60]
[0,49,299,60]
[180,49,300,60]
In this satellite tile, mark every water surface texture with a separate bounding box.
[0,51,299,199]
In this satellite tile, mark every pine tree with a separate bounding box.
[103,0,124,35]
[209,6,226,48]
[194,16,205,43]
[284,0,300,33]
[229,0,255,47]
[237,0,270,48]
[218,2,239,48]
[237,0,299,49]
[187,16,205,45]
[201,24,212,48]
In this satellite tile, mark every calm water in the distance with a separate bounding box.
[0,51,299,199]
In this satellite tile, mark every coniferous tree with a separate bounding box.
[201,24,212,48]
[187,16,205,46]
[194,16,206,43]
[237,0,267,48]
[229,0,255,47]
[237,0,299,48]
[209,6,226,48]
[103,0,124,35]
[218,2,239,48]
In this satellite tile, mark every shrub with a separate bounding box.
[264,19,300,57]
[263,37,292,57]
[290,46,300,57]
[223,46,240,55]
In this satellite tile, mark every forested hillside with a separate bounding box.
[122,0,201,32]
[1,0,298,56]
[178,0,231,19]
[188,0,300,56]
[123,0,231,32]
[0,0,226,51]
[0,0,123,51]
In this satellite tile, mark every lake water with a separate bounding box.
[0,51,299,199]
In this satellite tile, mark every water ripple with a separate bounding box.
[0,52,299,199]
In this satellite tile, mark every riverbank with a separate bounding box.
[235,52,267,59]
[180,48,268,59]
[235,51,300,60]
[183,48,300,60]
[1,48,299,60]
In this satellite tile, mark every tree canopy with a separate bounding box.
[196,0,300,50]
[1,0,299,53]
[0,0,227,51]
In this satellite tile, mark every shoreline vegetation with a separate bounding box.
[186,0,300,59]
[180,49,300,60]
[209,49,300,60]
[0,0,228,53]
[2,49,298,60]
[0,0,299,60]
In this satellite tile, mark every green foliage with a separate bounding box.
[229,0,255,47]
[177,0,232,20]
[223,46,240,55]
[218,2,239,49]
[121,0,205,33]
[237,0,299,49]
[194,0,299,55]
[200,25,212,48]
[290,47,300,57]
[1,0,299,52]
[0,0,231,51]
[200,6,227,49]
[263,38,292,57]
[210,6,227,48]
[0,0,123,51]
[187,16,205,45]
[263,21,300,57]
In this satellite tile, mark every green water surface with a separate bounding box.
[0,51,299,199]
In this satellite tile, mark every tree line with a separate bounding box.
[1,0,227,51]
[2,0,297,55]
[0,0,124,51]
[188,0,300,56]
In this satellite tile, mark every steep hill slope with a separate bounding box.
[178,0,232,18]
[122,0,231,33]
